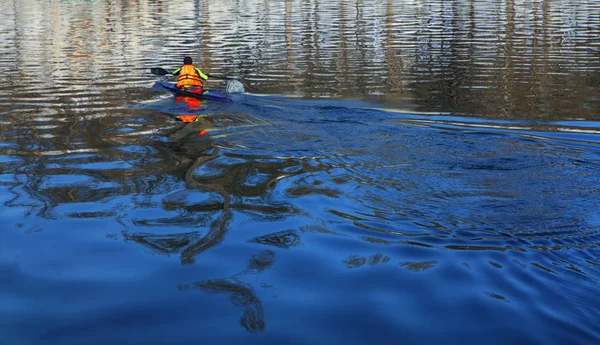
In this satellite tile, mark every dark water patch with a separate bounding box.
[250,230,301,249]
[343,253,391,269]
[400,260,438,272]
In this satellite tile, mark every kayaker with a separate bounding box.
[172,57,208,90]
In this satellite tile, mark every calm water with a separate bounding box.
[1,0,600,344]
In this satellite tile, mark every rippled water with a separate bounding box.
[1,0,600,344]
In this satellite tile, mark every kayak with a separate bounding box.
[155,81,233,103]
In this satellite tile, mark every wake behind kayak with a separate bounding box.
[153,81,233,103]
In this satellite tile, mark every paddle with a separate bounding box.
[150,68,245,93]
[150,67,171,76]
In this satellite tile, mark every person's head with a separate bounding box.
[183,57,193,65]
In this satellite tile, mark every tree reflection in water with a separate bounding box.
[178,250,276,333]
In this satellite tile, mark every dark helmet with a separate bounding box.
[183,56,193,65]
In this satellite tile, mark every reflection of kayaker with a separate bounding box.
[174,111,209,125]
[176,94,202,111]
[172,57,208,90]
[173,91,207,124]
[168,114,213,139]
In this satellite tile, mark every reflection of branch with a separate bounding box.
[178,149,232,265]
[195,279,265,333]
[123,232,203,255]
[180,250,275,333]
[180,209,231,264]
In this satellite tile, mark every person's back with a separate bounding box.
[172,57,208,89]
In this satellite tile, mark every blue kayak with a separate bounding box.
[155,81,233,103]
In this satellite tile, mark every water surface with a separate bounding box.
[1,1,600,344]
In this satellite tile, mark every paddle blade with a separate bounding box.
[226,79,245,94]
[151,67,170,76]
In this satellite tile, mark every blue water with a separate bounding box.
[1,90,599,344]
[2,0,600,343]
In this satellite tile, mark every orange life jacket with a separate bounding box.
[176,64,203,88]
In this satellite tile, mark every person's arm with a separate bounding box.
[195,68,208,81]
[172,68,182,75]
